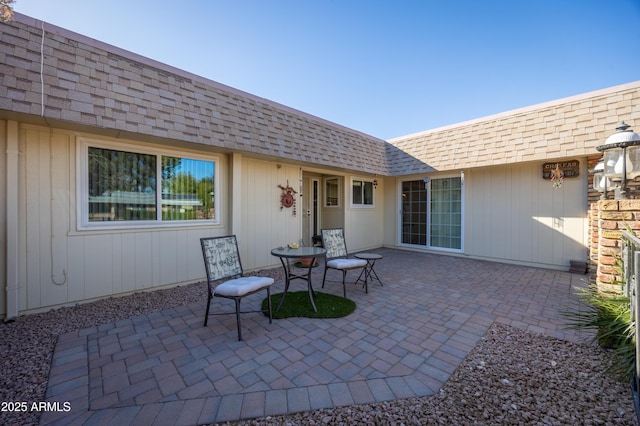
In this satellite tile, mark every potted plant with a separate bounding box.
[297,257,317,267]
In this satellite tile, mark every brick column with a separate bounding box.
[588,202,599,286]
[596,199,640,294]
[586,155,603,286]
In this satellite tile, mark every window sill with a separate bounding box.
[72,221,221,235]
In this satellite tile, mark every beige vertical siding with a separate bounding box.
[465,161,587,269]
[19,127,70,309]
[387,164,587,270]
[0,121,6,317]
[8,122,384,313]
[344,177,385,252]
[239,157,301,270]
[16,124,231,312]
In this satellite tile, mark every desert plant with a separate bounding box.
[564,283,635,380]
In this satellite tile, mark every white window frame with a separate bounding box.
[77,138,220,230]
[350,177,375,208]
[324,177,340,208]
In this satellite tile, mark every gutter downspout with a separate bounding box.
[231,152,242,238]
[5,120,19,321]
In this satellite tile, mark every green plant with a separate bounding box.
[564,284,635,380]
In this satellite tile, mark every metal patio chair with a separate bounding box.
[200,235,273,341]
[320,228,368,297]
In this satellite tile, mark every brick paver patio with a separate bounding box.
[40,249,590,425]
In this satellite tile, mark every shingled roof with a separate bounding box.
[0,13,393,175]
[387,82,640,175]
[1,13,639,178]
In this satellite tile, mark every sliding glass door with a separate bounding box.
[401,176,463,251]
[430,177,462,250]
[401,180,427,245]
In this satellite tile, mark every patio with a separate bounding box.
[40,248,592,425]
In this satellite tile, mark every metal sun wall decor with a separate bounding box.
[278,181,297,215]
[550,165,565,188]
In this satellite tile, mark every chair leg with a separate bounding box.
[322,265,328,288]
[204,290,213,326]
[267,287,273,324]
[364,267,368,294]
[234,298,243,341]
[342,270,347,298]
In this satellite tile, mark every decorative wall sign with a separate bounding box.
[542,160,579,188]
[550,165,564,188]
[278,181,297,215]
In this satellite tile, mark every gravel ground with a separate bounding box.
[0,271,637,425]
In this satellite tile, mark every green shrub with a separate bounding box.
[564,284,635,380]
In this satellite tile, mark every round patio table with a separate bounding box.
[271,246,327,312]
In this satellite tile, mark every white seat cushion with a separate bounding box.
[327,258,367,270]
[215,276,274,297]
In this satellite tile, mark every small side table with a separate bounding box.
[354,253,383,292]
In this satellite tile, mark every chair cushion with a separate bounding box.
[327,258,367,270]
[215,276,274,297]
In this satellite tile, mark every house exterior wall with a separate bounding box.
[343,176,385,252]
[235,160,386,266]
[237,156,301,269]
[464,161,587,269]
[0,120,7,317]
[1,120,387,315]
[7,124,231,315]
[385,160,588,270]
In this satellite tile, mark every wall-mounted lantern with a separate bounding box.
[422,176,430,190]
[592,160,610,199]
[596,122,640,199]
[373,179,378,189]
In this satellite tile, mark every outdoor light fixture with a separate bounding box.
[373,179,378,189]
[596,122,640,199]
[592,160,610,199]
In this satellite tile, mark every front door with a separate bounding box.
[302,177,320,246]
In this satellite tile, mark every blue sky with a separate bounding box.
[14,0,640,140]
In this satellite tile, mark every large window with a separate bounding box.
[351,178,374,207]
[79,140,218,228]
